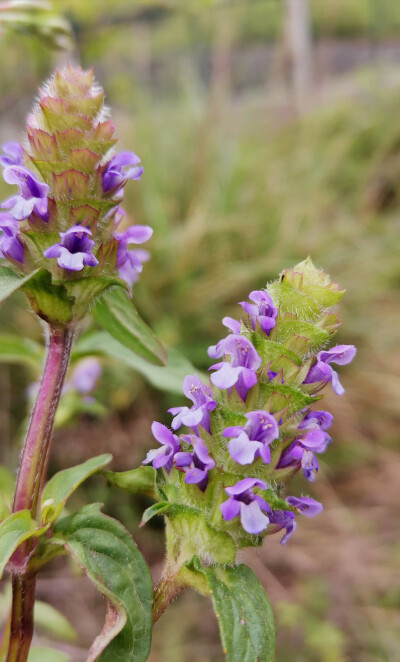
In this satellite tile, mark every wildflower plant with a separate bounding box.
[0,65,356,662]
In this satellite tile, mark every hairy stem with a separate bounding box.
[152,570,185,624]
[6,324,73,662]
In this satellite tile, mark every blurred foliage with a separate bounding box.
[0,1,399,661]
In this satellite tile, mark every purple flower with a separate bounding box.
[143,422,179,473]
[43,225,99,271]
[269,496,323,544]
[0,213,23,263]
[175,434,215,490]
[298,409,333,431]
[278,428,331,482]
[239,290,277,335]
[220,477,270,534]
[223,410,279,465]
[1,166,49,221]
[304,344,356,395]
[222,317,241,334]
[286,495,323,518]
[114,225,153,287]
[102,151,143,194]
[208,334,261,401]
[71,358,101,394]
[0,142,24,168]
[268,510,296,544]
[168,374,216,433]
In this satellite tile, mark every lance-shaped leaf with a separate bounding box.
[41,454,112,525]
[102,466,157,498]
[73,331,202,395]
[51,504,152,662]
[186,558,275,662]
[0,334,43,369]
[92,288,167,366]
[0,266,39,304]
[0,511,48,579]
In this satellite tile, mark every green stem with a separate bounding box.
[5,324,73,662]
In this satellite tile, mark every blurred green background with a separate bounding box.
[0,1,399,660]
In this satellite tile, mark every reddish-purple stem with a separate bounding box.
[5,324,73,662]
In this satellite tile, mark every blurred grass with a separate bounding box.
[0,2,399,660]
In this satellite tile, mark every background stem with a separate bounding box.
[5,324,73,662]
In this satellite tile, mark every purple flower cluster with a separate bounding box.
[0,140,151,287]
[143,375,216,489]
[206,289,277,402]
[142,284,356,545]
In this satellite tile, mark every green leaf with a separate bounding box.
[141,501,171,524]
[0,334,43,369]
[34,600,77,642]
[186,559,275,662]
[92,288,167,366]
[52,504,152,662]
[0,266,39,304]
[73,331,201,394]
[41,454,112,524]
[142,503,236,565]
[102,466,157,498]
[0,511,48,579]
[28,647,69,662]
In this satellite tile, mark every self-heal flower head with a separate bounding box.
[114,225,153,287]
[168,374,216,433]
[304,344,356,395]
[143,422,179,474]
[220,477,270,534]
[208,334,261,401]
[239,289,277,335]
[1,166,49,221]
[0,142,24,168]
[102,151,143,194]
[175,434,215,490]
[43,226,99,272]
[223,410,279,465]
[0,213,23,263]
